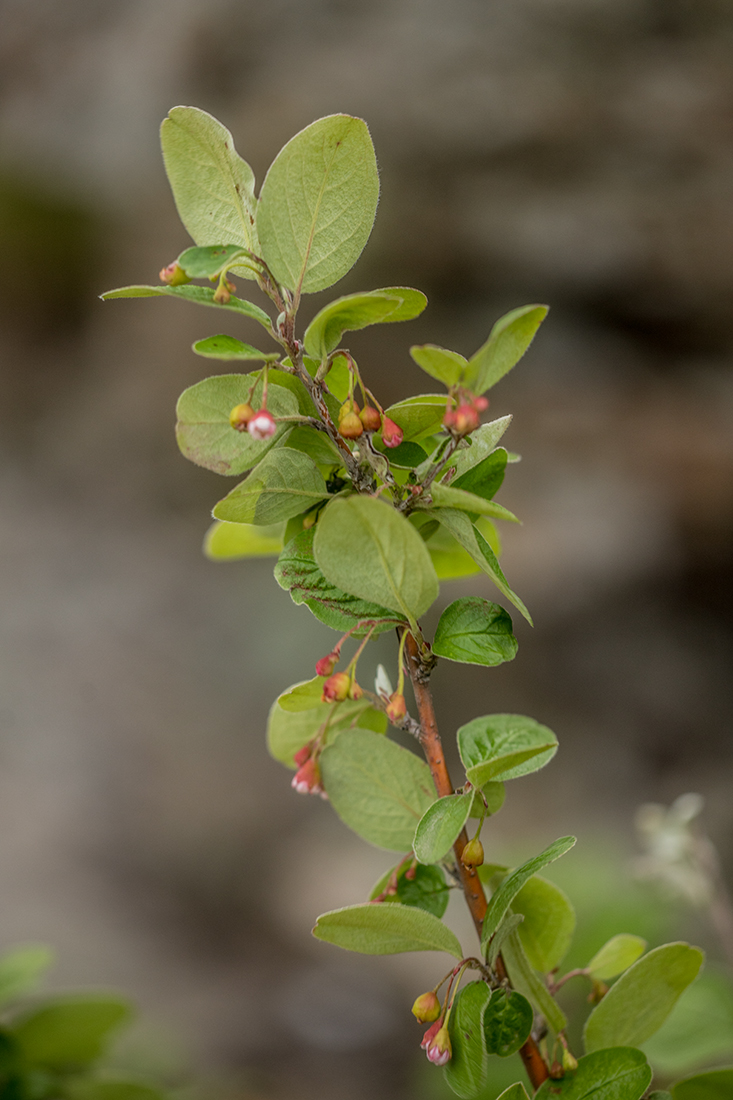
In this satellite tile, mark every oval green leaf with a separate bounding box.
[101,283,271,327]
[672,1069,733,1100]
[314,496,439,623]
[511,874,576,973]
[410,345,467,388]
[450,448,508,501]
[433,598,517,667]
[587,934,647,981]
[464,305,549,395]
[177,243,251,278]
[304,291,410,359]
[313,902,462,958]
[445,981,491,1098]
[450,418,513,478]
[13,996,132,1070]
[483,988,533,1057]
[369,861,449,919]
[320,728,436,850]
[413,792,473,864]
[428,483,519,523]
[256,115,379,294]
[584,942,704,1053]
[204,520,284,560]
[213,448,329,525]
[500,931,567,1033]
[534,1048,652,1100]
[192,334,278,361]
[384,394,452,441]
[458,714,557,787]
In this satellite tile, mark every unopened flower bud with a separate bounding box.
[461,837,484,867]
[229,403,255,431]
[349,680,363,700]
[359,405,382,432]
[381,417,403,448]
[291,757,323,796]
[424,1024,452,1066]
[412,991,441,1024]
[386,692,406,724]
[322,672,351,703]
[474,396,489,411]
[448,404,480,434]
[293,742,313,768]
[159,261,190,286]
[315,651,339,678]
[338,412,363,439]
[420,1020,441,1050]
[338,398,360,420]
[248,409,277,441]
[213,279,234,305]
[562,1048,578,1072]
[550,1061,565,1080]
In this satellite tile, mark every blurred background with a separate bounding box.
[0,0,732,1096]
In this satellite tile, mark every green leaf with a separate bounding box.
[266,693,385,768]
[445,981,491,1098]
[672,1069,733,1100]
[481,837,576,952]
[487,913,525,970]
[433,598,518,667]
[496,1087,530,1100]
[314,496,439,623]
[450,418,513,478]
[160,107,260,279]
[396,864,449,918]
[457,714,558,786]
[277,676,327,712]
[584,942,704,1053]
[256,115,379,294]
[501,932,567,1033]
[427,483,519,524]
[413,793,473,864]
[418,520,482,580]
[304,288,425,358]
[192,334,278,361]
[450,448,507,501]
[313,902,462,957]
[649,1093,673,1100]
[373,440,429,469]
[12,996,132,1070]
[320,728,436,851]
[285,425,342,465]
[534,1048,652,1100]
[469,781,506,819]
[384,394,451,441]
[511,875,576,973]
[587,935,647,981]
[177,243,250,278]
[175,372,296,476]
[100,283,271,327]
[464,306,548,395]
[274,528,402,634]
[410,345,467,388]
[66,1081,167,1100]
[483,988,533,1057]
[204,520,283,559]
[0,946,54,1007]
[433,509,531,624]
[642,969,733,1078]
[212,448,328,525]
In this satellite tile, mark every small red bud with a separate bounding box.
[359,405,382,432]
[213,279,234,304]
[291,757,324,796]
[159,261,190,286]
[474,396,489,411]
[348,680,363,700]
[293,742,313,768]
[315,651,339,678]
[229,403,255,431]
[386,692,406,724]
[461,837,485,867]
[448,404,480,434]
[338,412,364,439]
[420,1020,441,1050]
[322,672,351,703]
[248,409,277,441]
[381,417,403,448]
[412,991,441,1024]
[424,1024,452,1066]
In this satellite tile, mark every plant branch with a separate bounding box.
[404,632,549,1091]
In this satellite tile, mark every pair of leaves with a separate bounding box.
[584,942,704,1053]
[458,714,558,786]
[433,598,518,667]
[274,528,402,635]
[410,305,548,394]
[313,902,462,958]
[320,728,436,851]
[444,984,535,1099]
[303,288,427,359]
[313,495,439,625]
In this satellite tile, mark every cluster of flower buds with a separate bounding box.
[421,1020,452,1066]
[159,261,191,286]
[321,672,362,702]
[291,742,327,799]
[443,394,489,435]
[385,691,406,724]
[460,836,485,868]
[229,403,277,441]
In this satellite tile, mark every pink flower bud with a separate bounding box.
[474,396,489,411]
[315,651,339,678]
[381,417,403,448]
[421,1020,441,1050]
[291,757,324,795]
[248,409,277,441]
[293,742,312,768]
[450,404,480,434]
[424,1024,452,1065]
[322,672,351,703]
[412,991,441,1024]
[159,261,190,286]
[229,403,255,431]
[386,692,406,724]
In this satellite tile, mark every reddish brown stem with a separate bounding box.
[405,633,549,1092]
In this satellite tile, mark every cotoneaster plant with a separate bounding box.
[102,108,717,1100]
